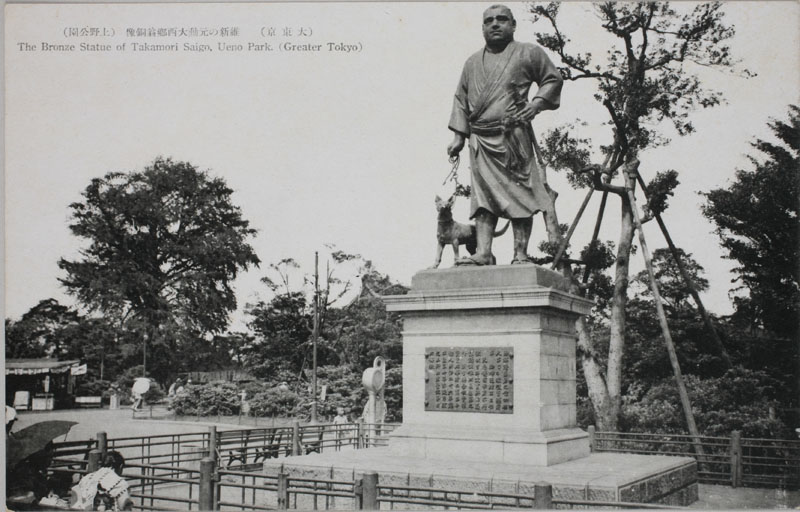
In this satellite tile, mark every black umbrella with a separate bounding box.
[6,420,77,467]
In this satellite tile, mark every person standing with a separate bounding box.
[332,407,348,449]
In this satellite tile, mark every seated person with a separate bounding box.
[68,450,132,511]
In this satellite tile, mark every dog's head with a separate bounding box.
[435,195,455,222]
[435,195,455,211]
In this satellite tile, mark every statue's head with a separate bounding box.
[482,5,516,47]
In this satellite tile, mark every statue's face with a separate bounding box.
[482,6,515,45]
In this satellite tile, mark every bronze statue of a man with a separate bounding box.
[447,4,563,265]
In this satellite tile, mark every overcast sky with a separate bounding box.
[5,2,799,330]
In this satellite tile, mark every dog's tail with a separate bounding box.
[493,220,511,237]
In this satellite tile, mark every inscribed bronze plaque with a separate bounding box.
[424,347,513,413]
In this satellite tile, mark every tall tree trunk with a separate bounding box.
[540,183,621,429]
[604,192,635,429]
[576,316,614,428]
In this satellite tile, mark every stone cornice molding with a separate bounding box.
[384,286,593,315]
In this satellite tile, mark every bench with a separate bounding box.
[75,396,103,408]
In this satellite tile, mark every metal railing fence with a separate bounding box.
[51,421,398,470]
[589,427,800,489]
[46,450,690,510]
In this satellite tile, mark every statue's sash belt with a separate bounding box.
[469,120,504,137]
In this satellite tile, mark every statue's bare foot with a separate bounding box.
[511,255,537,265]
[455,255,493,266]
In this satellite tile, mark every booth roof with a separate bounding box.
[6,359,81,375]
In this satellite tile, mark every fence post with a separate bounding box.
[97,432,108,458]
[360,471,378,510]
[199,457,215,510]
[277,473,289,509]
[587,426,595,453]
[533,483,552,509]
[208,426,218,463]
[356,421,364,449]
[730,430,742,488]
[292,421,301,456]
[87,449,102,473]
[354,477,363,509]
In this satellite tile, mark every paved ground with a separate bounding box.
[13,407,240,441]
[12,409,800,509]
[692,484,799,509]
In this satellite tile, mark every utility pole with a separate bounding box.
[311,251,319,423]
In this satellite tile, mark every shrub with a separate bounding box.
[171,381,241,416]
[75,379,111,397]
[248,387,301,418]
[622,367,791,438]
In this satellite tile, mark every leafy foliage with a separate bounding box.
[701,106,799,406]
[701,106,800,342]
[528,2,746,430]
[245,253,406,377]
[247,387,301,418]
[245,292,311,377]
[643,170,679,218]
[58,157,259,383]
[5,299,80,358]
[171,381,241,416]
[622,368,789,438]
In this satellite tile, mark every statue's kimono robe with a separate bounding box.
[449,41,563,219]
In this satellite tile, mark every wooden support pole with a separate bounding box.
[624,171,706,459]
[199,457,215,511]
[359,472,378,510]
[730,431,743,488]
[277,473,289,509]
[582,191,609,284]
[96,432,108,458]
[634,172,733,368]
[292,421,301,456]
[87,449,102,473]
[208,426,218,462]
[587,425,596,453]
[534,483,553,509]
[552,187,594,269]
[356,421,364,450]
[311,251,319,423]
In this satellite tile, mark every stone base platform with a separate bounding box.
[262,448,698,507]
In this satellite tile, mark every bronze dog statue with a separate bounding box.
[429,195,510,269]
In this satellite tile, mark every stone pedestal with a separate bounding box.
[262,265,698,507]
[382,265,592,466]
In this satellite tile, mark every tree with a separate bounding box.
[245,291,311,377]
[58,157,259,383]
[529,2,745,429]
[624,249,728,385]
[5,299,80,358]
[323,259,406,370]
[701,105,800,403]
[246,251,406,377]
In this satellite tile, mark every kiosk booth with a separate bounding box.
[6,359,81,410]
